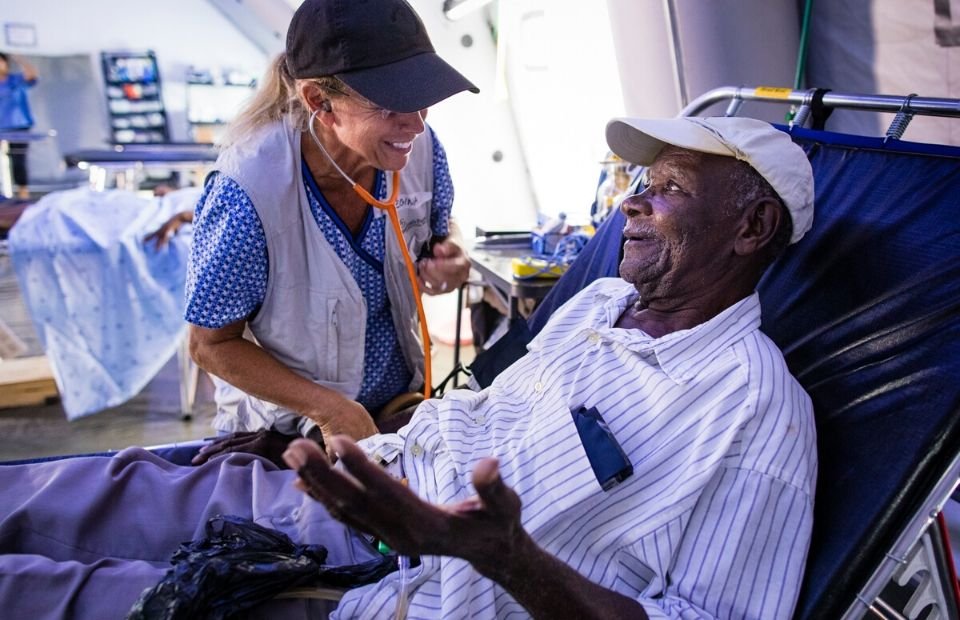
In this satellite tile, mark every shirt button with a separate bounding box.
[534,381,543,393]
[411,443,424,457]
[475,414,485,424]
[588,332,601,344]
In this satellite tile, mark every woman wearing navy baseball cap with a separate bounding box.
[185,0,479,466]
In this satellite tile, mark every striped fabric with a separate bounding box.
[340,278,817,620]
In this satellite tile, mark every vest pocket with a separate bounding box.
[326,298,340,382]
[396,192,432,255]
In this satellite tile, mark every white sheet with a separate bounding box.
[8,187,200,419]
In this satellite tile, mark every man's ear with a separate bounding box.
[734,197,782,256]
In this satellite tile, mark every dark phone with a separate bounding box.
[572,406,633,491]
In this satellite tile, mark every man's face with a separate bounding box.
[618,146,742,302]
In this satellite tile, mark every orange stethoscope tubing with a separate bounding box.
[307,110,433,399]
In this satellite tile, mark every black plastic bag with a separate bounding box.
[128,515,396,619]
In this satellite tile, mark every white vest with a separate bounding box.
[211,117,434,434]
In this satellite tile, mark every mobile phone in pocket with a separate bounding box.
[572,405,633,491]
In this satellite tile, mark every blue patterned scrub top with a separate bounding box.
[186,130,454,413]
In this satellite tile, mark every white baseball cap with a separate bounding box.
[605,116,814,244]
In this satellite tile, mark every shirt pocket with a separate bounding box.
[512,407,605,535]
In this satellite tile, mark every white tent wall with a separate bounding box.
[407,1,538,237]
[492,0,627,224]
[607,0,802,122]
[483,0,803,227]
[805,0,960,145]
[205,0,290,56]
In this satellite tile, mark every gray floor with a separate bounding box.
[0,245,470,461]
[0,363,218,461]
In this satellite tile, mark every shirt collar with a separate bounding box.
[594,284,763,383]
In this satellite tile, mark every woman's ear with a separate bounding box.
[297,81,329,115]
[734,197,782,256]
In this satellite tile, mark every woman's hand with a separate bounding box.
[418,238,470,295]
[307,399,379,460]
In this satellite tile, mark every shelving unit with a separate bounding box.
[185,68,256,144]
[101,51,170,144]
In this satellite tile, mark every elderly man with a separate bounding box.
[0,117,816,620]
[285,116,818,620]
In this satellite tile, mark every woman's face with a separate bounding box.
[326,91,427,172]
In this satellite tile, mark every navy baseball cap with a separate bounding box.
[285,0,479,113]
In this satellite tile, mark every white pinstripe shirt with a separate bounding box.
[337,278,817,620]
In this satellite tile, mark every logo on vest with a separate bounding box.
[402,215,429,232]
[397,191,432,234]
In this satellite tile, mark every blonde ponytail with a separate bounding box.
[220,53,309,148]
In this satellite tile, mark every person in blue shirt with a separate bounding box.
[186,0,478,466]
[0,52,38,200]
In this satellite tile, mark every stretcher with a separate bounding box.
[63,143,218,191]
[469,87,960,620]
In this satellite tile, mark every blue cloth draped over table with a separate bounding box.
[8,187,201,419]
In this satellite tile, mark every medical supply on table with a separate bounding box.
[531,212,568,255]
[308,110,434,398]
[511,256,567,279]
[513,227,594,280]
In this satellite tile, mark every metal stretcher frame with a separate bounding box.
[467,86,960,620]
[63,143,218,192]
[680,86,960,620]
[679,85,960,130]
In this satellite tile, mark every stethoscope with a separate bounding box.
[307,108,433,399]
